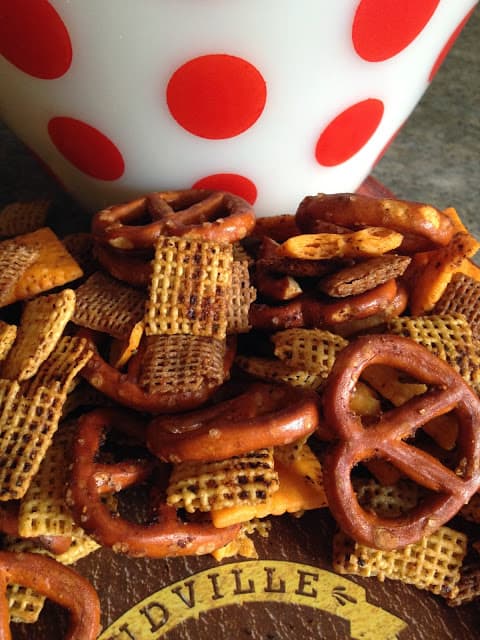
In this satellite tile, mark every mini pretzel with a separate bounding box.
[78,329,236,414]
[295,193,455,250]
[147,381,320,463]
[249,279,398,331]
[94,242,153,287]
[0,550,100,639]
[68,408,240,557]
[92,189,255,250]
[321,334,480,550]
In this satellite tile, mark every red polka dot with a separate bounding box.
[166,54,267,139]
[352,0,440,62]
[315,99,384,167]
[0,0,72,79]
[48,117,125,181]
[192,173,257,204]
[429,6,476,81]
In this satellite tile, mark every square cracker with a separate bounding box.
[145,235,232,339]
[0,227,83,306]
[0,242,39,308]
[2,289,76,381]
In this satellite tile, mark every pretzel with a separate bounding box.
[295,193,455,251]
[92,189,255,250]
[147,381,320,463]
[321,334,480,550]
[0,550,100,639]
[249,279,398,331]
[67,408,240,557]
[78,329,235,414]
[94,242,153,287]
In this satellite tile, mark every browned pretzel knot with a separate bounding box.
[147,381,320,463]
[0,551,100,640]
[78,329,236,414]
[249,279,398,331]
[295,193,455,251]
[67,408,240,557]
[92,189,256,250]
[321,334,480,550]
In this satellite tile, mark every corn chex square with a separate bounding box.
[0,321,17,363]
[227,259,256,334]
[2,289,76,382]
[73,271,146,339]
[235,355,324,390]
[18,423,76,538]
[272,328,348,379]
[0,380,65,500]
[387,313,480,394]
[167,448,279,513]
[145,236,233,339]
[333,526,467,599]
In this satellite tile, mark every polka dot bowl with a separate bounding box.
[0,0,477,216]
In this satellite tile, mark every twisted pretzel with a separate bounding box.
[92,189,256,250]
[0,551,100,640]
[249,279,398,331]
[296,193,455,251]
[147,381,320,463]
[321,334,480,550]
[67,408,240,557]
[79,329,236,414]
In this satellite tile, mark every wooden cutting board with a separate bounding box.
[10,176,480,639]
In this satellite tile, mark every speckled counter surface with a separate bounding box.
[0,8,479,239]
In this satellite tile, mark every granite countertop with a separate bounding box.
[0,9,478,240]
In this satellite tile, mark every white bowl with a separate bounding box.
[0,0,476,215]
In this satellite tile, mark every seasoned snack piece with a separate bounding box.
[8,581,46,624]
[227,259,256,333]
[0,322,16,363]
[145,235,233,339]
[272,328,348,379]
[318,254,411,297]
[108,321,144,369]
[459,492,480,523]
[0,199,50,238]
[0,551,101,639]
[321,334,480,550]
[333,526,467,599]
[0,242,39,308]
[92,189,255,249]
[148,382,320,463]
[249,279,399,332]
[279,227,403,260]
[0,228,83,306]
[295,193,455,250]
[94,241,153,288]
[80,329,232,414]
[20,335,93,398]
[434,273,480,339]
[18,425,76,539]
[256,237,336,278]
[407,232,480,314]
[0,380,66,500]
[251,214,300,243]
[235,355,324,390]
[2,289,76,382]
[387,313,480,393]
[212,519,270,561]
[211,443,327,528]
[446,563,480,607]
[73,271,145,340]
[137,334,227,396]
[61,232,97,277]
[353,478,420,519]
[167,448,279,513]
[67,408,240,557]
